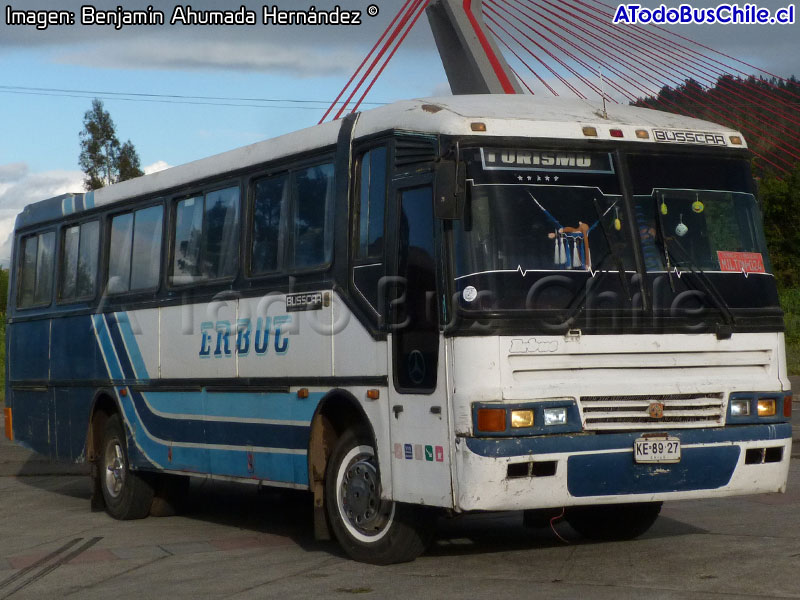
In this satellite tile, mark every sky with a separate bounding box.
[0,0,797,265]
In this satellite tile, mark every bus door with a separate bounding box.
[387,181,452,507]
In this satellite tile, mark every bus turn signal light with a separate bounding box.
[367,389,380,400]
[784,394,793,418]
[297,388,309,399]
[757,398,776,417]
[477,408,506,432]
[3,408,12,441]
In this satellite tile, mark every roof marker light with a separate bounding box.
[636,129,650,139]
[471,122,487,132]
[582,126,598,137]
[730,136,743,145]
[610,129,624,138]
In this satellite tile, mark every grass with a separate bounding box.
[780,288,800,376]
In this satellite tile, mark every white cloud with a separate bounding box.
[143,160,170,175]
[56,38,360,77]
[0,165,84,266]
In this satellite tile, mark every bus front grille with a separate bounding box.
[580,393,725,430]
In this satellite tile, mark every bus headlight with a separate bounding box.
[543,407,568,426]
[730,398,751,416]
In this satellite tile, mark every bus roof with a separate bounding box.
[15,95,746,231]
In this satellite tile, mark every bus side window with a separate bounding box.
[60,220,99,301]
[357,147,387,259]
[292,163,334,270]
[18,231,55,308]
[251,174,288,275]
[352,147,387,316]
[171,187,239,285]
[109,205,163,294]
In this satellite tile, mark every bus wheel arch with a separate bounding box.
[86,390,122,511]
[86,390,154,519]
[308,389,376,541]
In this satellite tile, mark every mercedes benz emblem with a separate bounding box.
[408,350,426,385]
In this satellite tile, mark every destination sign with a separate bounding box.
[480,149,615,174]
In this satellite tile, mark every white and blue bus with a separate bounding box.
[5,95,792,563]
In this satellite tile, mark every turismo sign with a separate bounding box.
[480,148,615,174]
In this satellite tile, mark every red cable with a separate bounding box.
[586,0,800,87]
[561,0,800,128]
[532,0,800,157]
[350,0,430,114]
[333,0,426,120]
[483,8,587,97]
[487,24,556,94]
[463,0,518,93]
[484,13,577,96]
[319,0,415,123]
[578,0,800,103]
[499,0,643,101]
[487,0,611,100]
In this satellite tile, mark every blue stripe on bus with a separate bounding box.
[105,313,136,380]
[115,311,150,379]
[128,388,310,449]
[567,446,740,496]
[92,314,124,380]
[84,191,94,209]
[93,311,313,485]
[143,391,319,423]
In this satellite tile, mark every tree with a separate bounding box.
[79,99,144,190]
[759,164,800,290]
[118,140,144,182]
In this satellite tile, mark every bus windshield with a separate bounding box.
[452,148,777,316]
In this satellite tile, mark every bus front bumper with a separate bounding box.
[453,423,792,512]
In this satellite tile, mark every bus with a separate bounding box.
[5,95,792,564]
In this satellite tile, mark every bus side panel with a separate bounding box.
[53,387,93,461]
[50,316,108,381]
[8,320,50,382]
[10,389,53,458]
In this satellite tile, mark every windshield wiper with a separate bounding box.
[653,196,736,339]
[592,198,632,302]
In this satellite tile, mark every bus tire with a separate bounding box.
[100,413,154,520]
[325,428,433,564]
[565,502,662,541]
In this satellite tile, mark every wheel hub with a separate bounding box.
[341,458,383,531]
[104,441,125,498]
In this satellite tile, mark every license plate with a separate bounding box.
[634,437,681,464]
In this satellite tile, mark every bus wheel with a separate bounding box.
[325,428,433,564]
[565,502,662,541]
[100,413,154,520]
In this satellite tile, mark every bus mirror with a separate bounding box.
[434,160,465,220]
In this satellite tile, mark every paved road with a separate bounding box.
[1,386,800,600]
